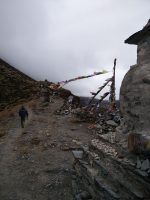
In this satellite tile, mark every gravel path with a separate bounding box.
[0,98,94,200]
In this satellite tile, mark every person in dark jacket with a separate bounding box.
[19,106,28,128]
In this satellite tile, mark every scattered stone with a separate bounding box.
[135,169,148,177]
[46,133,51,137]
[91,139,118,157]
[71,128,78,131]
[13,147,18,151]
[147,169,150,174]
[95,177,120,199]
[106,120,118,127]
[95,124,102,129]
[72,175,77,180]
[80,191,92,199]
[30,137,40,145]
[75,194,82,200]
[117,154,124,159]
[136,159,142,169]
[72,180,78,194]
[86,167,98,179]
[100,132,116,144]
[45,183,53,188]
[72,150,83,159]
[43,143,48,148]
[79,160,88,165]
[82,145,89,152]
[61,144,70,151]
[49,142,57,148]
[141,159,150,171]
[72,139,82,146]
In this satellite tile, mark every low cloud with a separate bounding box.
[0,0,150,98]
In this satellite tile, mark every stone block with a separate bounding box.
[72,150,83,159]
[141,159,150,171]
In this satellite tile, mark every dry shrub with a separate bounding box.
[9,111,15,117]
[0,105,18,118]
[0,109,11,118]
[28,100,37,109]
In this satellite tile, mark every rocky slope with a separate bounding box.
[0,59,39,110]
[72,132,150,200]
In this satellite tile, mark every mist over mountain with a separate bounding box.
[0,0,150,97]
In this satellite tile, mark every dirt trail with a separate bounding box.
[0,98,94,200]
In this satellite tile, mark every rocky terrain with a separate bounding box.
[0,97,95,200]
[1,95,150,200]
[0,53,150,200]
[0,59,39,110]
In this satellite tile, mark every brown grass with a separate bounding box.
[28,100,37,109]
[0,98,38,118]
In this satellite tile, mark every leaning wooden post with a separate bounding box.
[109,58,117,110]
[88,78,111,106]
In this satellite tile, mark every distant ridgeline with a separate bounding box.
[0,59,39,110]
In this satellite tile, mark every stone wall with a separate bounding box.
[137,35,150,65]
[72,137,150,199]
[120,62,150,136]
[120,30,150,138]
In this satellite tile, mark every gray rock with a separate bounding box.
[95,124,102,129]
[82,145,89,152]
[72,175,77,180]
[106,120,118,127]
[141,159,150,171]
[72,150,83,159]
[136,159,142,169]
[80,191,92,199]
[75,194,82,200]
[135,169,148,177]
[95,177,120,199]
[72,180,78,194]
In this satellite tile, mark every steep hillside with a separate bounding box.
[0,59,38,110]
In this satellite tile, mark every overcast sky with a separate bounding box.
[0,0,150,98]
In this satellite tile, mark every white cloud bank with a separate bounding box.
[0,0,150,98]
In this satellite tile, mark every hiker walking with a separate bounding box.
[19,106,28,128]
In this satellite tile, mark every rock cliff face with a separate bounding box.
[120,20,150,136]
[0,59,38,110]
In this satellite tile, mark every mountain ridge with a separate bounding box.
[0,58,39,110]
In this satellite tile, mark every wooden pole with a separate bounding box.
[109,58,117,110]
[88,78,112,105]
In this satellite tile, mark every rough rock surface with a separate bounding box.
[0,59,39,110]
[120,63,150,135]
[120,25,150,137]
